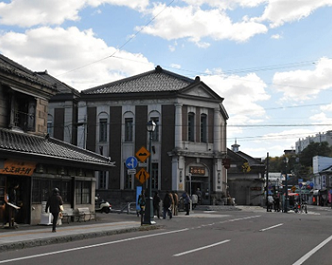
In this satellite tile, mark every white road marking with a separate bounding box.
[0,229,189,264]
[173,240,231,257]
[0,215,261,264]
[293,235,332,265]
[259,223,283,232]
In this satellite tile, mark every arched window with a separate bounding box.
[98,112,109,143]
[124,111,135,142]
[188,112,195,142]
[201,114,207,143]
[151,117,159,141]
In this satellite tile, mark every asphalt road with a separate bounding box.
[0,207,331,265]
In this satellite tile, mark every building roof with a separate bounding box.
[0,54,57,91]
[37,70,80,96]
[82,65,195,95]
[0,128,115,170]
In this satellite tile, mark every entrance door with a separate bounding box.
[6,176,31,224]
[188,177,210,205]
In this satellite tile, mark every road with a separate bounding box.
[0,207,331,265]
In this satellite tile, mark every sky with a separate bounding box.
[1,0,332,159]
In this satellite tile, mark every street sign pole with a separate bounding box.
[143,120,156,225]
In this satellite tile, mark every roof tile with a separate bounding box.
[0,128,114,167]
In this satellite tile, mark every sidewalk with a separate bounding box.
[0,213,159,252]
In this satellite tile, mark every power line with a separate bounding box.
[56,0,175,78]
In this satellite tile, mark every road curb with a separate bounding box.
[0,224,163,252]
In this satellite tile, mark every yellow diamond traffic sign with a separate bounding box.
[136,168,150,184]
[136,146,150,163]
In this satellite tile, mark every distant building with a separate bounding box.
[227,141,265,206]
[295,131,332,153]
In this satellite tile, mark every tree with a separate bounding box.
[299,142,332,167]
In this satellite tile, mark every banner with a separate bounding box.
[0,160,36,176]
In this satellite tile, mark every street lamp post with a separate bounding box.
[188,173,192,211]
[143,119,156,225]
[283,156,289,213]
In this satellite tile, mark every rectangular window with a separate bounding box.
[11,92,36,132]
[76,181,91,204]
[188,113,195,142]
[201,114,207,143]
[32,178,71,203]
[99,119,107,142]
[151,163,158,190]
[99,171,107,189]
[47,121,53,136]
[125,118,133,142]
[151,118,159,141]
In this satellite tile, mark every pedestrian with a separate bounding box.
[191,193,198,210]
[45,188,63,233]
[4,183,20,227]
[169,191,174,215]
[163,191,172,219]
[274,194,280,212]
[267,194,274,212]
[196,188,202,204]
[153,191,161,219]
[172,191,178,216]
[182,191,190,215]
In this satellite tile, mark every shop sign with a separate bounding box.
[0,160,36,176]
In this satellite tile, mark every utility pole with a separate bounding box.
[266,152,269,212]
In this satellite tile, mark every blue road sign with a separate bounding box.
[126,156,138,169]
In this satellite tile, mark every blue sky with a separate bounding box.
[1,0,332,158]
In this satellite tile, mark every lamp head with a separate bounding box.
[147,120,156,132]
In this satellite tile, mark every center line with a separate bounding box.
[259,223,283,232]
[173,240,230,257]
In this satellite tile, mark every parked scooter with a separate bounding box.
[95,196,112,213]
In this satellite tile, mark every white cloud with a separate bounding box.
[202,72,269,116]
[139,4,268,44]
[171,63,181,69]
[321,103,332,112]
[86,0,149,11]
[0,26,154,90]
[254,0,332,28]
[0,0,149,28]
[182,0,266,9]
[201,72,270,140]
[271,34,282,39]
[272,57,332,101]
[0,0,85,27]
[309,112,332,133]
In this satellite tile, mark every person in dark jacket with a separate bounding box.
[163,192,172,219]
[182,191,190,215]
[45,188,63,232]
[153,191,161,219]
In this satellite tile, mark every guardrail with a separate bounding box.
[116,202,137,214]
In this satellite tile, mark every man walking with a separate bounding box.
[163,192,172,219]
[45,188,63,232]
[182,191,190,215]
[172,191,178,216]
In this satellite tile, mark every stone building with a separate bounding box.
[49,66,229,205]
[0,54,114,225]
